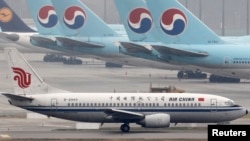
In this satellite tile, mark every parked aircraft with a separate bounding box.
[114,0,250,82]
[25,0,198,69]
[1,47,247,132]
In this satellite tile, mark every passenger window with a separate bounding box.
[68,103,70,106]
[71,103,74,106]
[79,103,81,106]
[75,103,78,107]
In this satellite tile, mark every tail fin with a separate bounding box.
[51,0,118,37]
[4,47,68,95]
[0,0,35,32]
[146,0,224,44]
[26,0,61,35]
[114,0,156,42]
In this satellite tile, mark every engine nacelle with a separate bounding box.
[138,113,170,128]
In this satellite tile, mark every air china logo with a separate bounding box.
[127,8,152,34]
[12,67,31,89]
[160,8,187,36]
[63,6,86,29]
[0,7,13,23]
[37,5,58,28]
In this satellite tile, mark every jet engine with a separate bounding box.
[138,113,170,128]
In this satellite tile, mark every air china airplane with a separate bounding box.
[1,47,247,132]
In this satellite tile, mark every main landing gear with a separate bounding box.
[120,123,130,132]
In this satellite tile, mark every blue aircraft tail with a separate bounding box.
[0,0,35,32]
[146,0,224,44]
[26,0,61,35]
[51,0,118,37]
[114,0,156,42]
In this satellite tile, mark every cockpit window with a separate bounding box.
[225,100,234,106]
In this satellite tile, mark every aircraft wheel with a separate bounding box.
[120,123,130,132]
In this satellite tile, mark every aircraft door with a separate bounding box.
[51,98,58,111]
[223,56,231,67]
[210,99,217,112]
[137,101,142,111]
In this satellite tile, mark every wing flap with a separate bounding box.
[105,109,144,121]
[119,42,152,54]
[56,37,104,48]
[1,93,33,101]
[152,45,208,57]
[30,36,56,46]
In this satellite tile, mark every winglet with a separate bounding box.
[0,0,36,32]
[4,47,68,95]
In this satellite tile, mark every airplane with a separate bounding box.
[24,0,200,69]
[1,47,248,132]
[114,0,250,82]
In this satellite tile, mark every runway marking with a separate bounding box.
[0,134,10,138]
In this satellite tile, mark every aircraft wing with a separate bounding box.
[1,93,34,101]
[56,37,104,48]
[105,109,144,121]
[119,42,152,54]
[152,45,208,57]
[30,36,56,46]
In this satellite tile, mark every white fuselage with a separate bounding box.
[9,93,247,124]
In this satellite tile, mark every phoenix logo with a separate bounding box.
[160,8,187,36]
[63,6,86,30]
[127,8,152,34]
[0,7,13,22]
[12,67,31,89]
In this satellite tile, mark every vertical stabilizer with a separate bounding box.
[51,0,118,37]
[114,0,156,42]
[0,0,35,32]
[26,0,61,35]
[4,47,68,95]
[146,0,224,44]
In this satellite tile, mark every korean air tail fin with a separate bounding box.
[51,0,118,37]
[0,0,35,32]
[114,0,156,42]
[26,0,61,35]
[4,47,68,95]
[146,0,224,44]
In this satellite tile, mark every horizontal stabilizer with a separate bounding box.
[30,36,56,46]
[56,37,104,48]
[105,109,144,121]
[152,45,208,57]
[1,93,33,101]
[119,42,152,54]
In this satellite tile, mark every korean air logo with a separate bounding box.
[37,5,58,28]
[63,6,86,30]
[128,8,152,34]
[12,67,31,89]
[160,8,187,36]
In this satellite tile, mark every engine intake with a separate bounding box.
[138,113,170,128]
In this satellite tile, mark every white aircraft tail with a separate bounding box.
[4,47,68,96]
